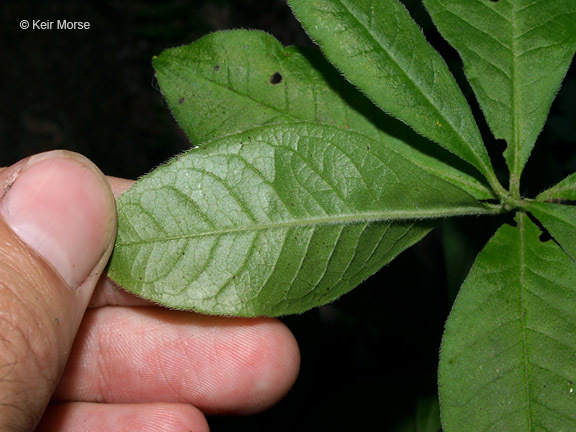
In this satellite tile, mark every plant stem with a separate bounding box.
[509,172,521,201]
[485,171,510,205]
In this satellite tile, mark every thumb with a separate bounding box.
[0,151,116,430]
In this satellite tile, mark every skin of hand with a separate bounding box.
[0,151,300,432]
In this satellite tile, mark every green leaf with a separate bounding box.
[424,0,576,193]
[537,172,576,202]
[109,123,492,316]
[526,201,576,261]
[439,213,576,431]
[288,0,503,195]
[154,30,494,200]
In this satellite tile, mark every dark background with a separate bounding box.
[1,1,574,430]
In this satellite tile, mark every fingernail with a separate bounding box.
[0,151,117,289]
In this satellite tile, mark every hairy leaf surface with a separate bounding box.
[537,172,576,202]
[439,213,576,431]
[154,30,494,199]
[109,123,489,316]
[288,0,500,189]
[424,0,576,190]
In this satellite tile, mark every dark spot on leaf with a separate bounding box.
[178,97,185,105]
[367,146,371,151]
[214,65,220,71]
[270,72,283,85]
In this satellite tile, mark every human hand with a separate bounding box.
[0,151,300,431]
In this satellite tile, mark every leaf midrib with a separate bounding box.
[518,213,534,430]
[511,0,522,195]
[117,205,494,247]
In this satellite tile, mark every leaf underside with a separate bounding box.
[439,213,576,431]
[108,123,487,316]
[108,28,500,316]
